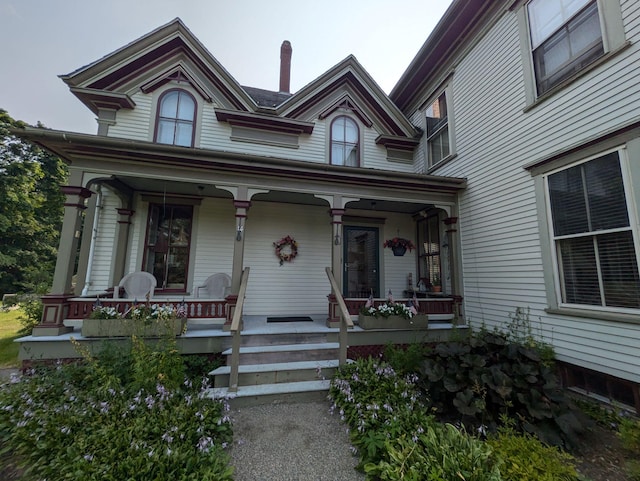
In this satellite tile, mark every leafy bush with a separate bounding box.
[0,335,233,480]
[420,328,584,447]
[487,426,580,481]
[384,342,429,376]
[330,357,502,479]
[17,295,42,334]
[365,424,500,481]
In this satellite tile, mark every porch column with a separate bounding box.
[444,216,462,323]
[224,199,251,330]
[36,183,92,336]
[110,208,135,287]
[74,192,98,296]
[327,208,345,328]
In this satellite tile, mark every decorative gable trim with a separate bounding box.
[140,65,213,102]
[318,95,373,127]
[68,88,136,115]
[215,109,314,135]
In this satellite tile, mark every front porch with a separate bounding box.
[17,295,463,364]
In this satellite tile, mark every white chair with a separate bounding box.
[114,272,157,299]
[195,273,231,298]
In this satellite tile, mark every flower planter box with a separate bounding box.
[81,318,186,338]
[357,314,429,330]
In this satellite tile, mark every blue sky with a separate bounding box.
[0,0,452,133]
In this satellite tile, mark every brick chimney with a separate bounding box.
[279,40,292,93]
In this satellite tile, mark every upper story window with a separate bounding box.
[155,89,196,147]
[545,149,640,310]
[426,92,450,167]
[528,0,604,96]
[330,116,359,167]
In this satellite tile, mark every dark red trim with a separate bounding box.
[61,186,92,198]
[215,109,314,135]
[375,135,420,151]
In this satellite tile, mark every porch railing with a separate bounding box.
[325,267,353,365]
[228,267,250,393]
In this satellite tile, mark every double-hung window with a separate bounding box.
[425,92,450,167]
[330,116,359,167]
[527,0,604,96]
[545,150,640,310]
[155,89,196,147]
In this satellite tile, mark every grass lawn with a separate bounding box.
[0,309,22,368]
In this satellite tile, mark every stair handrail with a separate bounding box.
[228,267,250,393]
[325,267,353,365]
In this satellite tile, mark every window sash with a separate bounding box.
[546,149,640,310]
[531,1,603,94]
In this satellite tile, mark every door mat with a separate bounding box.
[266,316,314,323]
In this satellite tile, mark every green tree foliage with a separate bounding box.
[0,109,67,297]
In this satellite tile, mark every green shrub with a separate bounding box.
[0,335,233,480]
[420,328,584,447]
[487,426,579,481]
[17,295,42,334]
[365,424,501,481]
[384,342,429,376]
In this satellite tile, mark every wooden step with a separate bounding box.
[210,359,339,388]
[205,380,332,408]
[221,342,340,365]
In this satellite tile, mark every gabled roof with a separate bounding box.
[60,18,419,143]
[279,55,419,138]
[60,18,257,113]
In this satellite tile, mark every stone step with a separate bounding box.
[222,342,340,365]
[210,359,339,388]
[230,332,330,348]
[205,380,332,408]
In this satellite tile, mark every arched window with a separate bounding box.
[330,116,359,167]
[155,89,196,147]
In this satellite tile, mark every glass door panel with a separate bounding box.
[343,226,379,298]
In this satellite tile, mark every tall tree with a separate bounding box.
[0,109,68,297]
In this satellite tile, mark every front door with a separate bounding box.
[343,226,379,298]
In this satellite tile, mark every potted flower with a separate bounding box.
[431,274,442,293]
[358,300,428,330]
[383,237,416,256]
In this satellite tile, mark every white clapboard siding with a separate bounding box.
[242,202,332,315]
[414,7,640,381]
[190,198,235,288]
[109,93,152,141]
[86,188,118,294]
[381,217,418,297]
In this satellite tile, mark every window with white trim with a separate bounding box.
[330,116,359,167]
[528,0,604,95]
[545,150,640,309]
[155,89,196,147]
[425,92,450,167]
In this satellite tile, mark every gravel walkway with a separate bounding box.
[229,401,365,481]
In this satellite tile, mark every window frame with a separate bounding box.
[153,88,197,147]
[543,146,640,314]
[329,115,360,167]
[423,82,455,169]
[516,0,627,106]
[142,203,194,293]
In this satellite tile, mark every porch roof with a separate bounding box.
[15,127,467,196]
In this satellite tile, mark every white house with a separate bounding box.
[17,0,640,411]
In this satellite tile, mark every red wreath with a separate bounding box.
[274,235,298,265]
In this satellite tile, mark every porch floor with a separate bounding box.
[16,314,465,364]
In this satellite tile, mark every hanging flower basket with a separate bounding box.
[274,235,298,265]
[383,238,415,257]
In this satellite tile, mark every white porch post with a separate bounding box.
[110,208,135,288]
[224,199,250,331]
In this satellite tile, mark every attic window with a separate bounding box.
[155,89,196,147]
[331,116,359,167]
